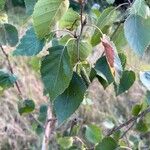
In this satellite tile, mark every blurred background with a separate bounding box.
[0,0,150,149]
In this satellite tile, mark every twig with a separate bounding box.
[52,29,75,37]
[42,106,56,150]
[0,44,22,96]
[107,107,150,136]
[120,121,135,139]
[77,0,86,61]
[110,21,122,40]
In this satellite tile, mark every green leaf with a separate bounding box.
[112,25,127,51]
[59,8,80,30]
[135,120,148,132]
[130,0,150,18]
[18,99,35,115]
[139,71,150,90]
[57,137,73,149]
[115,70,136,95]
[67,39,92,65]
[91,7,118,46]
[124,15,150,55]
[0,0,6,11]
[54,72,86,124]
[0,23,18,47]
[145,91,150,105]
[33,0,69,38]
[41,45,73,101]
[118,53,127,70]
[106,0,115,4]
[0,70,17,90]
[85,124,102,144]
[13,27,45,56]
[24,0,37,16]
[96,137,118,150]
[95,56,114,88]
[132,104,142,116]
[38,104,48,123]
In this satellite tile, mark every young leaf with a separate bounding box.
[130,0,150,18]
[54,72,86,124]
[38,104,48,123]
[33,0,69,38]
[85,124,102,144]
[132,104,142,116]
[0,70,17,90]
[67,39,92,65]
[115,70,136,95]
[59,8,80,30]
[0,23,18,47]
[41,45,73,101]
[91,7,118,46]
[96,137,118,150]
[18,99,35,115]
[124,15,150,55]
[24,0,37,16]
[57,137,73,149]
[13,27,45,56]
[139,71,150,90]
[135,120,148,132]
[101,35,123,84]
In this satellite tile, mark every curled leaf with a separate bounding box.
[101,34,123,83]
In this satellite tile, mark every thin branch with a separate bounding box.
[120,121,135,139]
[110,21,122,40]
[77,0,86,61]
[0,44,22,96]
[42,106,56,150]
[107,107,150,136]
[52,29,75,37]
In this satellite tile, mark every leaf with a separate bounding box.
[139,71,150,90]
[13,27,45,56]
[101,35,123,84]
[38,104,48,123]
[106,0,115,4]
[112,25,127,51]
[85,124,102,144]
[124,15,150,55]
[18,99,35,115]
[54,72,86,124]
[33,0,69,38]
[41,45,73,101]
[132,104,142,116]
[0,23,18,47]
[130,0,150,18]
[57,137,73,149]
[115,70,136,95]
[0,0,6,11]
[59,8,80,30]
[67,39,92,65]
[95,56,114,88]
[135,120,148,132]
[118,53,126,70]
[91,7,118,46]
[96,137,118,150]
[0,70,17,90]
[24,0,37,16]
[145,91,150,105]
